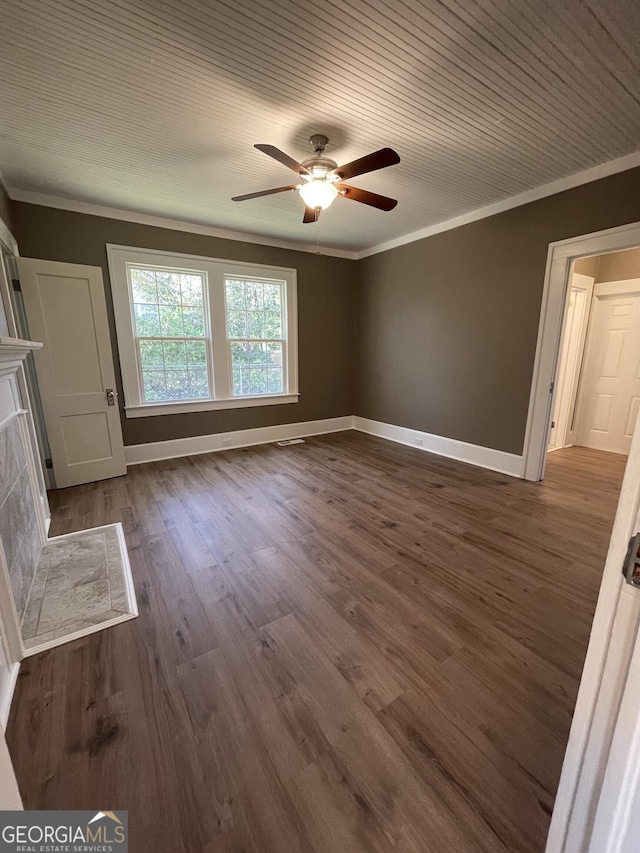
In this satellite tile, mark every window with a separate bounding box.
[108,246,297,417]
[226,278,284,397]
[130,267,209,403]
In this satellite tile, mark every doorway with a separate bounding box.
[548,247,640,459]
[523,222,640,482]
[520,221,640,851]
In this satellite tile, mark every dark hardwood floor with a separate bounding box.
[7,432,626,853]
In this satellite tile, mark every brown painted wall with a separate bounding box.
[0,184,14,235]
[12,166,640,458]
[355,167,640,456]
[596,246,640,282]
[13,203,356,446]
[573,255,600,278]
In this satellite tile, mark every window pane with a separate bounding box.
[232,367,243,395]
[142,371,167,402]
[247,311,264,339]
[139,340,164,368]
[247,368,267,395]
[229,341,283,396]
[159,305,184,336]
[263,283,281,310]
[263,309,282,339]
[130,268,206,333]
[182,307,205,336]
[267,367,283,393]
[185,340,207,367]
[227,310,246,338]
[226,280,245,310]
[165,370,191,399]
[225,278,284,342]
[230,340,248,364]
[141,342,209,403]
[130,265,209,404]
[187,369,208,398]
[130,269,157,304]
[246,282,263,310]
[266,341,283,365]
[134,304,161,336]
[180,274,203,306]
[156,271,182,305]
[163,340,186,369]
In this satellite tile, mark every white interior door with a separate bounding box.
[548,273,595,450]
[549,290,578,451]
[17,258,125,488]
[549,282,592,451]
[587,596,640,853]
[576,282,640,455]
[547,398,640,852]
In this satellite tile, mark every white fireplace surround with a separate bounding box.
[0,337,49,725]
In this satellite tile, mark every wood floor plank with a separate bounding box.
[284,751,397,853]
[177,647,316,853]
[7,435,626,853]
[264,612,507,853]
[196,592,330,785]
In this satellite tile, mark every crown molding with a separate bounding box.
[353,149,640,259]
[7,190,359,261]
[9,147,640,263]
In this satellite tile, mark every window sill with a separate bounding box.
[124,393,299,418]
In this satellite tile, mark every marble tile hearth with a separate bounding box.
[21,523,137,654]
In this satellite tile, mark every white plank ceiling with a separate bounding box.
[1,0,639,252]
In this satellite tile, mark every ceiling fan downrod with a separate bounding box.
[308,134,329,156]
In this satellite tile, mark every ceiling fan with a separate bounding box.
[231,134,400,223]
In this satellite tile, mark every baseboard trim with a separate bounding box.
[123,413,525,478]
[0,662,19,728]
[124,416,355,466]
[354,416,525,478]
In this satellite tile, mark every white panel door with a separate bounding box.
[17,258,126,488]
[576,288,640,455]
[587,596,640,853]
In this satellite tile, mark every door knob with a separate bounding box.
[106,388,117,406]
[623,533,640,588]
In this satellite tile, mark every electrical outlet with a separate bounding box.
[414,437,423,446]
[221,438,232,447]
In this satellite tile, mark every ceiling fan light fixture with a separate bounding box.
[235,137,400,218]
[298,180,338,210]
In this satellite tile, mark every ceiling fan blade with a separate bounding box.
[338,185,397,211]
[254,144,311,176]
[333,148,400,181]
[231,184,299,201]
[303,206,320,224]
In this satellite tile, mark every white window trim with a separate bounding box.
[107,244,298,417]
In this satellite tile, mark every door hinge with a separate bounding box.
[44,458,53,470]
[551,421,556,429]
[11,278,21,292]
[549,381,555,394]
[622,533,640,588]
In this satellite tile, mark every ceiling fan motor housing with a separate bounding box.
[301,135,340,181]
[309,133,329,154]
[301,155,340,181]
